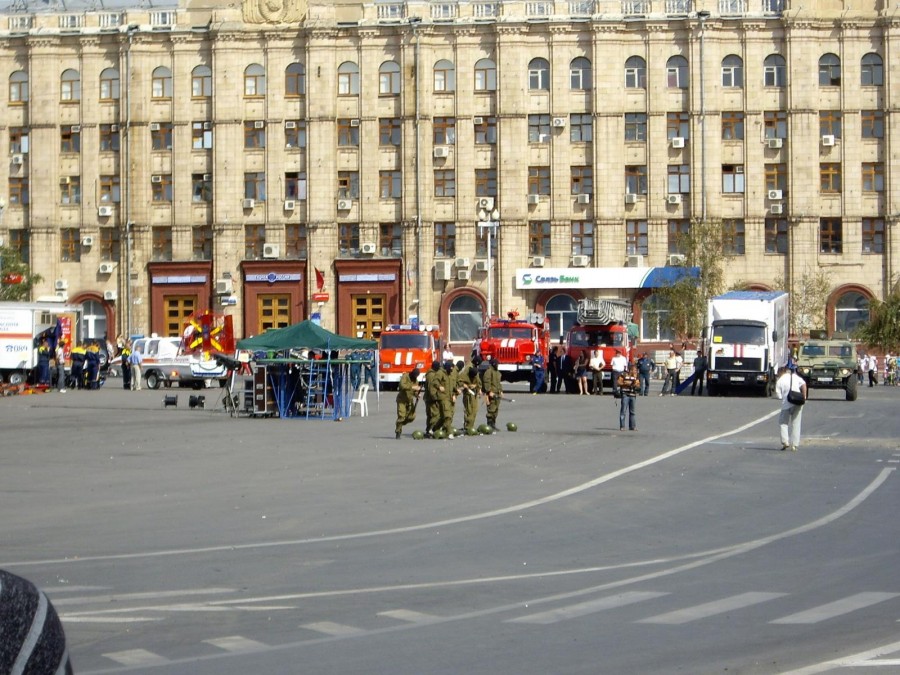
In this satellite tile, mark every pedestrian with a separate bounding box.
[36,337,51,385]
[129,346,143,391]
[674,349,684,391]
[691,350,708,396]
[482,357,503,430]
[435,361,454,438]
[560,347,576,393]
[457,360,482,431]
[775,365,806,451]
[610,351,628,396]
[442,345,455,363]
[531,351,545,394]
[54,338,67,392]
[617,362,640,431]
[867,353,878,387]
[589,348,606,395]
[857,354,865,384]
[70,343,86,389]
[576,352,589,395]
[660,350,678,396]
[548,346,561,394]
[636,352,655,396]
[394,367,421,439]
[120,340,132,390]
[84,343,101,389]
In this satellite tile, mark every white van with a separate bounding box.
[133,336,227,389]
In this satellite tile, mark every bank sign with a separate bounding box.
[515,266,700,290]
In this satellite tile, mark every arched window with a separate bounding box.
[9,70,28,103]
[338,61,360,96]
[244,64,266,97]
[378,61,400,95]
[474,58,497,91]
[151,66,173,99]
[764,54,786,87]
[666,55,688,89]
[861,53,883,86]
[835,292,870,333]
[285,63,305,97]
[60,69,81,102]
[545,294,578,341]
[641,294,675,342]
[81,299,108,340]
[570,57,592,90]
[625,56,646,89]
[449,294,484,344]
[192,65,212,98]
[434,59,456,92]
[99,68,119,101]
[528,57,550,91]
[819,53,841,87]
[721,55,743,88]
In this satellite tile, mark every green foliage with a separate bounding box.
[854,289,900,353]
[0,247,42,302]
[774,267,831,337]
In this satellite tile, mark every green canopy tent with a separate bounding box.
[237,319,376,352]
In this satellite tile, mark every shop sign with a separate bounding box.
[311,292,330,302]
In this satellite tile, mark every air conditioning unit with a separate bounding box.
[625,193,637,204]
[254,120,265,129]
[242,198,255,209]
[474,260,489,272]
[767,138,783,149]
[477,197,495,210]
[455,257,470,268]
[202,122,211,130]
[98,263,115,274]
[552,117,566,128]
[531,256,545,267]
[576,194,591,204]
[349,119,360,127]
[626,254,645,267]
[667,194,683,205]
[473,116,484,125]
[571,255,589,267]
[527,194,540,205]
[215,278,233,295]
[110,124,119,132]
[456,268,471,281]
[55,279,68,291]
[202,173,212,181]
[98,206,114,217]
[285,121,297,129]
[434,260,453,280]
[151,175,162,183]
[103,290,117,301]
[361,242,377,255]
[262,243,280,258]
[671,137,685,148]
[768,189,783,200]
[667,254,686,266]
[770,204,784,215]
[336,199,352,211]
[433,146,449,158]
[149,122,160,131]
[283,199,296,211]
[70,125,81,133]
[81,236,94,247]
[11,154,24,165]
[822,135,836,146]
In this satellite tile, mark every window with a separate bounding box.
[626,166,648,195]
[244,172,266,201]
[528,166,551,195]
[820,163,841,193]
[862,218,884,254]
[98,68,119,101]
[861,110,884,139]
[379,61,400,95]
[571,166,592,195]
[60,125,81,153]
[474,58,497,92]
[571,221,593,257]
[721,111,744,140]
[379,171,402,199]
[285,63,305,97]
[285,171,307,200]
[764,111,787,139]
[722,165,745,193]
[99,227,121,262]
[666,55,688,89]
[99,175,120,203]
[861,53,883,86]
[152,66,173,99]
[244,121,266,149]
[570,57,592,90]
[285,224,308,259]
[433,117,456,145]
[475,168,497,198]
[764,54,786,87]
[820,218,842,254]
[722,219,745,255]
[337,171,359,199]
[8,230,30,262]
[862,163,884,193]
[9,70,28,103]
[765,218,788,254]
[434,59,456,92]
[100,124,120,152]
[434,170,456,197]
[667,219,690,254]
[9,177,28,205]
[191,173,212,203]
[545,294,578,341]
[192,65,212,98]
[641,294,675,342]
[818,53,841,87]
[820,111,842,138]
[721,55,743,88]
[528,58,550,91]
[192,226,213,260]
[60,176,81,205]
[626,220,648,255]
[9,127,29,154]
[285,120,306,148]
[449,294,484,343]
[434,222,456,258]
[529,221,551,257]
[625,113,647,142]
[61,69,80,101]
[475,116,497,144]
[666,112,689,140]
[244,224,265,260]
[625,56,646,89]
[338,61,360,96]
[338,118,360,146]
[570,114,592,142]
[765,163,788,194]
[528,114,551,143]
[379,223,401,256]
[60,228,81,262]
[192,121,213,150]
[667,165,690,194]
[244,64,266,97]
[151,123,173,151]
[835,292,869,333]
[151,174,173,202]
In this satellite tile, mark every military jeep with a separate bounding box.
[795,338,858,401]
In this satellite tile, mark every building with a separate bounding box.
[0,0,890,351]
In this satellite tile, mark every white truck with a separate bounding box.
[0,302,82,384]
[133,335,228,390]
[705,290,790,397]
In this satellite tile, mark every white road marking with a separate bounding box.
[102,649,169,666]
[203,636,269,653]
[508,591,668,624]
[62,616,162,624]
[300,621,366,636]
[771,592,900,624]
[53,588,235,606]
[780,638,900,674]
[378,609,441,623]
[638,592,786,625]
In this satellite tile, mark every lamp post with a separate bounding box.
[477,207,500,320]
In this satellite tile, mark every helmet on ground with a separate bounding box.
[412,430,425,440]
[433,428,447,439]
[466,427,479,436]
[506,422,518,432]
[478,423,493,434]
[451,428,459,437]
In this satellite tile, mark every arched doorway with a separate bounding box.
[544,294,578,341]
[831,288,871,334]
[445,292,485,349]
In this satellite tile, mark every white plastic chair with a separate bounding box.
[350,383,370,417]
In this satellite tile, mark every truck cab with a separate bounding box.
[475,312,550,383]
[565,298,634,385]
[378,324,441,388]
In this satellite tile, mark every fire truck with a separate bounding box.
[475,311,551,383]
[565,298,635,387]
[378,324,441,388]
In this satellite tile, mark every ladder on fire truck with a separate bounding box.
[576,298,632,325]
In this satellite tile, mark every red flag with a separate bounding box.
[406,264,412,288]
[315,268,325,292]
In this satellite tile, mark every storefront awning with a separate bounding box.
[515,266,700,290]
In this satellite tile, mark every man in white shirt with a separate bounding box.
[775,366,806,451]
[610,352,628,395]
[589,348,606,395]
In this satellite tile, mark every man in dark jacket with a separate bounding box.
[691,350,708,396]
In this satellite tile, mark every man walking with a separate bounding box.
[394,367,421,439]
[617,362,640,431]
[482,357,503,430]
[457,360,482,432]
[636,352,655,396]
[775,365,806,451]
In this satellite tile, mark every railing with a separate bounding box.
[431,2,458,19]
[568,0,595,16]
[526,2,553,17]
[99,12,122,28]
[8,15,32,30]
[622,0,650,15]
[473,1,501,18]
[719,0,747,14]
[58,14,83,28]
[377,3,407,19]
[665,0,692,13]
[150,10,177,26]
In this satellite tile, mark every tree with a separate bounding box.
[854,288,900,353]
[0,247,42,302]
[774,267,831,338]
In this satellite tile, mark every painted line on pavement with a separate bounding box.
[770,592,900,625]
[638,592,786,625]
[780,638,900,674]
[508,591,668,625]
[203,636,268,653]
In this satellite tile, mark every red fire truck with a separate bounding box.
[475,311,551,383]
[565,298,635,387]
[378,324,441,388]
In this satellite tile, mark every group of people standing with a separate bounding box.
[115,337,144,391]
[36,337,105,391]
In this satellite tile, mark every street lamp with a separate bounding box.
[477,207,500,320]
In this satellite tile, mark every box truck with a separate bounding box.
[0,302,82,385]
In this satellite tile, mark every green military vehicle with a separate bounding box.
[795,336,858,401]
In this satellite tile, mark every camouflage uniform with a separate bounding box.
[482,360,503,429]
[395,369,421,438]
[456,362,482,431]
